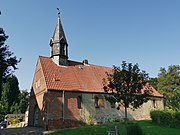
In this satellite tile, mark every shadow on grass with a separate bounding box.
[50,121,180,135]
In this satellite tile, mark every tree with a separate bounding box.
[0,75,29,116]
[148,77,158,90]
[157,65,180,111]
[103,61,152,125]
[2,75,20,108]
[0,75,20,115]
[0,28,21,99]
[17,90,29,113]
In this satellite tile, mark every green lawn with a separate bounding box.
[50,121,180,135]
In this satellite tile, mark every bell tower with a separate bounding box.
[50,11,68,66]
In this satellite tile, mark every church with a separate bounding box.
[28,13,164,130]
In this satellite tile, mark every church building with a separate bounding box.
[28,13,164,130]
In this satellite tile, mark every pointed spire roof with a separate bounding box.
[52,14,67,43]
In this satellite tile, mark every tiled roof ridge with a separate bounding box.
[38,55,112,69]
[38,56,163,97]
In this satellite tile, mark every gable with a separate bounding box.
[32,58,47,95]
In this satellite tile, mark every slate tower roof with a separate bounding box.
[50,13,68,66]
[52,15,67,43]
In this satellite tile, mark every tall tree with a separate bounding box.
[17,90,29,113]
[0,28,21,99]
[157,65,180,111]
[1,75,29,115]
[103,61,152,126]
[2,75,20,107]
[148,77,158,90]
[10,90,29,114]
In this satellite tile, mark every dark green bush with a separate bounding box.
[150,110,162,124]
[127,123,144,135]
[161,111,173,126]
[150,110,180,127]
[0,114,5,121]
[174,111,180,126]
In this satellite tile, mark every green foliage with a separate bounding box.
[0,75,29,117]
[17,90,29,113]
[150,110,162,123]
[78,117,87,126]
[0,114,5,121]
[87,115,94,126]
[11,117,20,125]
[107,117,115,123]
[0,28,21,99]
[2,75,20,107]
[148,77,158,90]
[103,61,152,122]
[157,65,180,111]
[150,110,180,127]
[127,123,144,135]
[174,111,180,127]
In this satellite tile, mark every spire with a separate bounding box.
[50,10,69,66]
[52,9,67,43]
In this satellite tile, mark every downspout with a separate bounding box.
[62,90,65,122]
[46,101,49,130]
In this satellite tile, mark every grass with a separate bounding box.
[50,120,180,135]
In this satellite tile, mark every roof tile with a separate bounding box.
[39,56,163,97]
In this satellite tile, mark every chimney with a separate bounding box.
[82,59,88,65]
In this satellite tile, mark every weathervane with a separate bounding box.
[57,8,60,17]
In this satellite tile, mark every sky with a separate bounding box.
[0,0,180,91]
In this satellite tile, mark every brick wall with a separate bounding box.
[44,91,81,130]
[48,119,79,130]
[29,86,164,130]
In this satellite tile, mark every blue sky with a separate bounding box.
[1,0,180,91]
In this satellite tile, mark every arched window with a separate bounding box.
[152,99,156,108]
[94,96,99,108]
[77,95,82,109]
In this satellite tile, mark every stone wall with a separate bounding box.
[80,93,164,124]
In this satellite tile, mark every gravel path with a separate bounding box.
[0,127,49,135]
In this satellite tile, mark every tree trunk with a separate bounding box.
[124,105,128,135]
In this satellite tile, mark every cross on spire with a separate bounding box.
[57,8,60,17]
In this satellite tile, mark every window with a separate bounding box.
[94,96,99,108]
[77,96,82,109]
[35,79,40,88]
[152,99,156,108]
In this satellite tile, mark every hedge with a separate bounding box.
[150,110,180,127]
[127,123,144,135]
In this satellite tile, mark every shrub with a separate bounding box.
[0,114,5,121]
[150,110,161,124]
[174,111,180,126]
[107,117,115,123]
[127,123,144,135]
[87,115,94,126]
[160,111,173,126]
[78,117,86,126]
[150,110,180,127]
[11,118,20,125]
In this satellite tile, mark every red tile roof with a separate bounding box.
[39,56,163,97]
